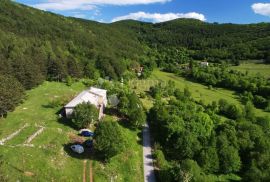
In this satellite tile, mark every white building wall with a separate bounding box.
[65,108,74,118]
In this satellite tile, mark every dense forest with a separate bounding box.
[1,0,270,85]
[148,83,270,181]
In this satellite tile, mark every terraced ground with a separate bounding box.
[0,81,143,182]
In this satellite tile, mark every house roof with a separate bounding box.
[89,87,107,98]
[64,87,107,108]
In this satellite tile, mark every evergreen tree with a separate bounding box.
[0,75,24,117]
[94,121,127,159]
[47,58,67,81]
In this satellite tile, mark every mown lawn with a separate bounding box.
[131,70,269,117]
[230,61,270,78]
[0,81,143,182]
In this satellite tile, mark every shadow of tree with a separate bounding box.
[104,108,122,118]
[41,104,55,109]
[137,130,143,146]
[57,116,78,130]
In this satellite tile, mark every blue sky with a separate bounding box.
[15,0,270,24]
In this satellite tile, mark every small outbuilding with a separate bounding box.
[64,87,107,120]
[200,61,209,67]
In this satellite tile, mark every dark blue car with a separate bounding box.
[80,131,94,137]
[84,139,93,148]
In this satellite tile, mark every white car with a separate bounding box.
[79,129,92,133]
[70,144,84,154]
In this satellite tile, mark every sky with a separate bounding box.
[14,0,270,24]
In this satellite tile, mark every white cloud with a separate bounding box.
[32,0,171,11]
[112,11,206,23]
[33,1,95,11]
[252,3,270,17]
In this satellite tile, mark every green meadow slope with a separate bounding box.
[0,82,143,181]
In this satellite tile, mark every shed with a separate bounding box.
[64,87,107,120]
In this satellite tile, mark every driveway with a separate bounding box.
[142,122,156,182]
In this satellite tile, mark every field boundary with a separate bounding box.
[24,126,45,144]
[0,123,29,145]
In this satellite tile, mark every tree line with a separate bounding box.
[182,63,270,111]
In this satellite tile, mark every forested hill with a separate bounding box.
[1,0,270,91]
[114,18,270,61]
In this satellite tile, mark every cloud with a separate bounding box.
[252,3,270,16]
[112,11,206,23]
[32,0,171,11]
[33,1,95,11]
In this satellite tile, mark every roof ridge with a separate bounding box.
[88,90,103,97]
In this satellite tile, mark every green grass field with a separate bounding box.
[0,81,143,182]
[230,62,270,78]
[131,70,269,117]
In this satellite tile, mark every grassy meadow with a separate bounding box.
[230,61,270,78]
[131,70,269,117]
[0,81,143,182]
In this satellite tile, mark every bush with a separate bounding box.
[118,92,146,128]
[153,149,170,169]
[139,92,146,99]
[264,101,270,112]
[153,149,173,182]
[48,98,62,108]
[71,102,99,129]
[48,95,74,108]
[82,79,95,87]
[66,76,73,86]
[253,95,268,109]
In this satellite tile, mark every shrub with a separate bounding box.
[139,92,146,98]
[66,76,73,86]
[48,98,62,108]
[71,102,99,129]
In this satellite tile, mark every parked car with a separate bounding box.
[80,130,94,137]
[70,144,84,154]
[79,129,92,133]
[84,139,93,148]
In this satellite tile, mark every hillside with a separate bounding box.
[0,0,144,89]
[0,0,270,115]
[1,1,270,85]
